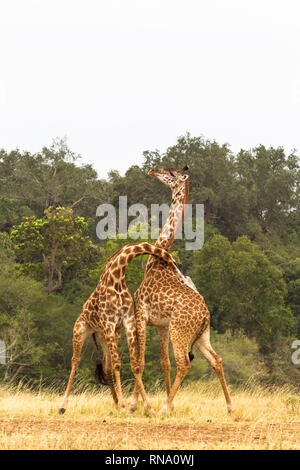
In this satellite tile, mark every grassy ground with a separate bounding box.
[0,381,300,450]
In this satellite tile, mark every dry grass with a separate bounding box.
[0,381,299,450]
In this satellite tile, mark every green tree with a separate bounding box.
[235,145,300,240]
[10,206,98,294]
[0,139,111,237]
[191,235,295,354]
[0,267,81,385]
[139,135,300,243]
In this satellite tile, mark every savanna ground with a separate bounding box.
[0,381,300,450]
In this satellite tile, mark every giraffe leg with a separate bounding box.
[95,331,118,405]
[157,325,171,396]
[59,319,92,414]
[105,328,126,411]
[195,329,233,414]
[124,312,154,414]
[159,334,191,414]
[129,315,150,413]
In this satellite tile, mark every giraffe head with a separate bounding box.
[148,166,189,189]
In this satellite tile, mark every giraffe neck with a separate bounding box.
[155,179,189,251]
[98,242,177,294]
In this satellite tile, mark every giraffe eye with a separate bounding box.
[169,171,175,177]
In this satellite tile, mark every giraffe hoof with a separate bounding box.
[227,405,234,415]
[159,404,169,415]
[58,408,66,415]
[129,404,137,414]
[146,406,155,416]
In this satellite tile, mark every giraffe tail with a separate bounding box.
[92,333,109,386]
[95,361,109,386]
[188,321,210,363]
[188,351,195,362]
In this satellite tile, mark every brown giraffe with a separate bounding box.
[129,166,195,409]
[143,167,198,394]
[58,241,177,414]
[130,167,233,415]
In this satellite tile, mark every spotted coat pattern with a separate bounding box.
[59,242,177,413]
[131,168,233,414]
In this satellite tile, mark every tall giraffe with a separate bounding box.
[130,168,233,414]
[129,166,195,409]
[58,241,177,414]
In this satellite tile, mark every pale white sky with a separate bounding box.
[0,0,299,178]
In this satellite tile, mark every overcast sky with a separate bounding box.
[0,0,299,178]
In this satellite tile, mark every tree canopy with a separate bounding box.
[0,134,299,389]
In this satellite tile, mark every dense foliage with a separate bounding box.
[0,135,299,390]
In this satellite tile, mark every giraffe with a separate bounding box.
[58,241,177,414]
[130,167,233,415]
[144,167,197,393]
[128,166,196,408]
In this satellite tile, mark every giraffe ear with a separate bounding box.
[182,165,189,171]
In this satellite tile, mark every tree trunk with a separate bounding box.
[43,243,63,294]
[6,365,24,385]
